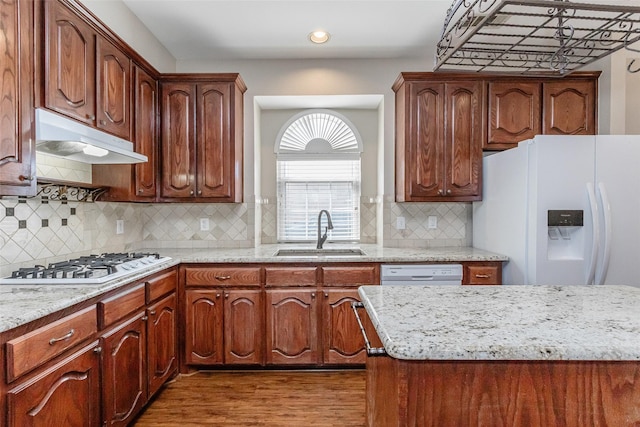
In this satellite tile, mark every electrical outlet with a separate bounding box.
[116,220,124,235]
[428,216,438,229]
[199,218,210,231]
[396,216,406,230]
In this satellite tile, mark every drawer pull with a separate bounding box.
[215,275,231,280]
[475,274,491,279]
[351,302,387,356]
[49,329,75,345]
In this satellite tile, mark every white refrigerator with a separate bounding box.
[473,135,640,286]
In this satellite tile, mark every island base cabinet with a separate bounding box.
[6,341,101,427]
[367,357,640,426]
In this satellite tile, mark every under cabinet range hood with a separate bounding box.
[35,108,147,164]
[435,0,640,76]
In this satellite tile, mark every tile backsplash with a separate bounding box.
[1,193,472,276]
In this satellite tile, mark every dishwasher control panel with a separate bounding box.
[380,264,463,286]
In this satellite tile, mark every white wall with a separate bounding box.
[80,0,176,72]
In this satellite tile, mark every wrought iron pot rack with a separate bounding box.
[435,0,640,76]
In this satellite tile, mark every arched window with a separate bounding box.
[275,110,362,242]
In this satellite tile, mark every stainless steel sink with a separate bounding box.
[274,248,366,257]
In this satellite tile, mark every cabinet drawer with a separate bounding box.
[98,284,146,328]
[322,265,379,286]
[185,267,261,287]
[6,306,98,382]
[464,264,502,285]
[265,266,317,287]
[146,269,177,303]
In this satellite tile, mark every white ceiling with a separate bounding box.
[120,0,451,62]
[120,0,640,65]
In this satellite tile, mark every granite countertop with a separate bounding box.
[358,284,640,361]
[149,244,508,263]
[0,244,506,334]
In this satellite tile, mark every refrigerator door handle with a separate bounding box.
[596,183,612,286]
[586,183,599,285]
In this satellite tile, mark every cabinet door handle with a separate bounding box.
[94,346,102,355]
[138,189,143,193]
[49,329,75,345]
[99,119,106,125]
[142,315,149,321]
[215,275,231,280]
[324,292,328,298]
[86,114,96,120]
[224,293,229,299]
[438,189,443,195]
[198,190,202,195]
[149,310,157,316]
[216,293,221,298]
[311,292,316,299]
[190,190,194,195]
[475,274,490,279]
[18,175,34,182]
[446,189,452,195]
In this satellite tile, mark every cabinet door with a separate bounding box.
[266,289,319,365]
[197,82,232,199]
[224,290,263,365]
[7,341,101,427]
[543,79,596,135]
[133,66,158,199]
[443,81,483,199]
[487,81,541,150]
[0,0,35,195]
[161,82,196,197]
[322,289,367,365]
[44,0,96,125]
[147,293,177,397]
[408,82,445,199]
[101,312,147,427]
[96,37,131,139]
[184,289,224,365]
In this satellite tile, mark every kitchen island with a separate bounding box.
[357,285,640,426]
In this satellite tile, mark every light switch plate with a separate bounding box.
[428,216,438,229]
[200,218,210,231]
[396,216,406,230]
[116,220,124,235]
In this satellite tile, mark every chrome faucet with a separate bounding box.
[316,210,334,249]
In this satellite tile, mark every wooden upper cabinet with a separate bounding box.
[44,0,134,140]
[96,37,131,140]
[543,79,596,135]
[0,0,35,196]
[485,72,598,150]
[444,81,483,199]
[394,73,483,202]
[487,81,541,150]
[161,82,197,198]
[44,0,96,125]
[160,75,245,202]
[133,66,158,199]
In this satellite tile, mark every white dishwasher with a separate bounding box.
[380,264,463,286]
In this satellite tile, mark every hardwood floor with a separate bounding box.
[133,370,366,426]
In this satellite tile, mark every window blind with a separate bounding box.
[277,159,360,242]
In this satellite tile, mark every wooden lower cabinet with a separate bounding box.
[322,289,368,365]
[266,289,319,365]
[147,293,178,396]
[185,289,262,365]
[101,312,147,427]
[6,341,102,427]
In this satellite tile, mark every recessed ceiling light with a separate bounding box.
[309,31,330,44]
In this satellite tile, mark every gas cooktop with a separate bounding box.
[1,252,171,285]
